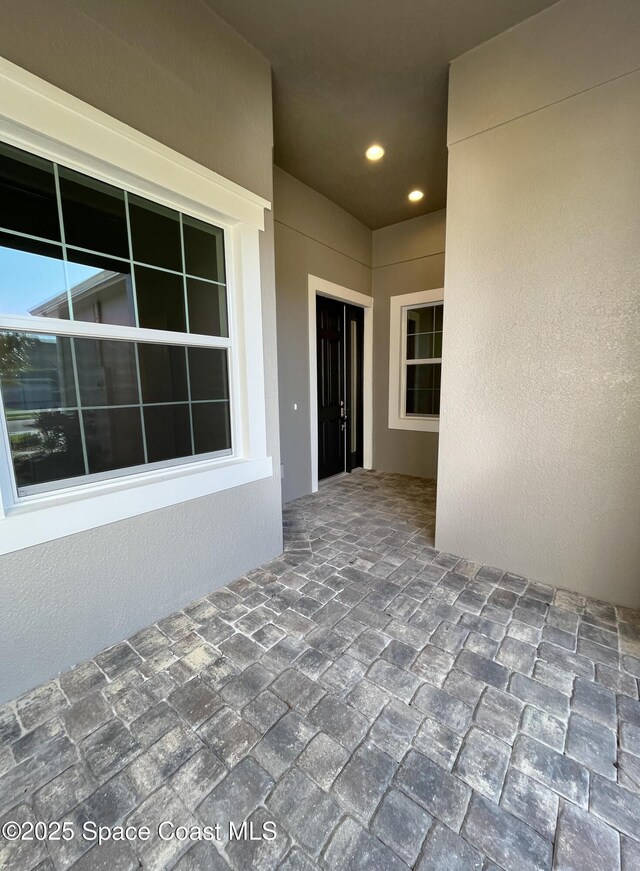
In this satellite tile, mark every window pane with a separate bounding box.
[129,195,182,272]
[135,265,186,332]
[406,306,433,334]
[74,338,139,407]
[59,168,129,259]
[0,142,60,242]
[0,329,82,493]
[83,407,144,474]
[192,401,231,454]
[186,278,228,337]
[0,234,69,319]
[7,410,85,489]
[434,303,443,331]
[407,364,432,391]
[406,389,440,415]
[187,347,228,401]
[434,331,443,358]
[144,403,192,463]
[66,249,135,326]
[406,363,441,416]
[183,215,225,282]
[407,333,434,360]
[138,343,188,404]
[0,332,76,410]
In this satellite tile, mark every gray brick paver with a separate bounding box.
[0,471,636,871]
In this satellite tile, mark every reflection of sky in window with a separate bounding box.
[0,246,105,316]
[0,246,66,315]
[65,261,110,290]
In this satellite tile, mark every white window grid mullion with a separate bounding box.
[0,380,19,510]
[123,190,149,463]
[51,164,73,318]
[179,214,191,336]
[67,337,92,476]
[179,213,197,456]
[52,162,91,477]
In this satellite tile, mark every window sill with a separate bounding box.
[389,416,440,433]
[0,454,273,555]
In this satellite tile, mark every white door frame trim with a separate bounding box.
[308,275,373,493]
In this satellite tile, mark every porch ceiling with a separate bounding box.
[204,0,557,228]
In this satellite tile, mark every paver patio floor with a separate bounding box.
[1,471,639,870]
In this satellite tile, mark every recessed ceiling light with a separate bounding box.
[408,190,424,202]
[365,144,385,161]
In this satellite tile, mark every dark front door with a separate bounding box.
[317,296,344,479]
[316,295,363,481]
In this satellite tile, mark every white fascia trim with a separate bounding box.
[389,288,444,433]
[308,275,374,493]
[0,57,270,230]
[0,456,273,555]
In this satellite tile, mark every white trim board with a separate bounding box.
[308,275,373,493]
[388,288,444,433]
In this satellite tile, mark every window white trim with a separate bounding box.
[388,288,444,433]
[0,58,269,231]
[308,276,373,493]
[2,456,273,553]
[0,58,272,553]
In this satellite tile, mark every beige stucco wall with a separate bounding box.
[274,167,372,503]
[437,0,640,606]
[0,0,282,701]
[372,212,446,480]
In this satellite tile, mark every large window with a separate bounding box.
[0,57,271,554]
[388,289,443,433]
[0,142,231,495]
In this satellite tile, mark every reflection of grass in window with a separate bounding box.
[9,431,41,453]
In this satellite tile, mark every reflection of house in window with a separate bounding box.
[5,268,134,413]
[30,269,135,326]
